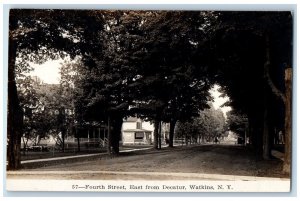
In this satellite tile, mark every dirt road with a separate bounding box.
[7,144,285,180]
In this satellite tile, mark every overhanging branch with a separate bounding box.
[264,61,286,104]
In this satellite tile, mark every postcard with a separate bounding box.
[5,7,293,193]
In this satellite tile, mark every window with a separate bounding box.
[135,132,144,139]
[136,122,142,129]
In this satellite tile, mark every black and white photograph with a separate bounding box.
[4,5,295,194]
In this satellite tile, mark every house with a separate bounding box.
[121,117,154,145]
[121,117,170,145]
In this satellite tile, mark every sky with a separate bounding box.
[210,85,232,118]
[29,59,63,84]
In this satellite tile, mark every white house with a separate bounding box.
[121,117,154,145]
[121,117,170,145]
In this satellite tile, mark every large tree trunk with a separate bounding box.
[77,136,80,152]
[168,119,176,148]
[251,114,263,160]
[111,116,123,154]
[262,86,271,159]
[158,121,162,149]
[283,68,292,175]
[262,106,271,160]
[7,37,23,170]
[260,34,272,159]
[185,134,188,146]
[264,34,292,174]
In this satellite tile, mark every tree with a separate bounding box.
[67,11,217,153]
[175,105,226,144]
[73,11,151,154]
[8,9,105,169]
[174,121,194,145]
[16,75,41,154]
[128,11,214,149]
[16,74,69,152]
[212,12,292,174]
[226,110,248,140]
[58,59,83,151]
[197,107,227,142]
[31,81,68,151]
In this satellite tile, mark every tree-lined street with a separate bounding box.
[7,10,293,180]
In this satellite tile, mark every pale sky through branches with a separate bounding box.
[210,85,232,118]
[29,59,62,84]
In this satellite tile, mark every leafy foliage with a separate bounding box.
[226,110,248,137]
[175,105,227,142]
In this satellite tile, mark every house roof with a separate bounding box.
[124,116,139,122]
[123,128,152,132]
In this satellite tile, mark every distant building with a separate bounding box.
[121,117,153,145]
[121,117,170,145]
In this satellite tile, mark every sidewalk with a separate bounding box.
[21,144,284,165]
[21,146,159,164]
